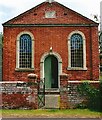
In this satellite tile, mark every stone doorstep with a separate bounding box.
[45,88,59,92]
[44,94,60,109]
[45,88,60,94]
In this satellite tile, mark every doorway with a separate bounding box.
[44,55,58,89]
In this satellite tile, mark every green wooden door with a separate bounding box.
[44,56,52,88]
[44,55,58,89]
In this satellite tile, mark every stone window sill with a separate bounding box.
[67,67,87,71]
[15,68,34,72]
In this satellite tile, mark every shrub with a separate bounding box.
[77,82,102,111]
[2,93,37,109]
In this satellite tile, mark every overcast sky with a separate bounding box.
[0,0,101,32]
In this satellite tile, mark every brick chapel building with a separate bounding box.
[2,0,99,108]
[3,0,99,81]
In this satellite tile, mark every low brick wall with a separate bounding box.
[0,80,100,109]
[0,81,38,109]
[58,73,100,109]
[67,81,100,108]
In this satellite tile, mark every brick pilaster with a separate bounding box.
[60,73,69,109]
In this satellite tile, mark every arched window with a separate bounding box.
[71,34,83,67]
[68,31,87,70]
[16,32,34,71]
[19,34,32,68]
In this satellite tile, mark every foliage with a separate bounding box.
[2,93,36,109]
[77,82,102,111]
[0,32,2,46]
[99,75,102,80]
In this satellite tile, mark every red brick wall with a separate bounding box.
[3,25,99,81]
[3,2,99,81]
[1,82,38,109]
[91,27,99,80]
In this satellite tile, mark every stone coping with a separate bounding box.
[0,81,25,84]
[68,81,100,83]
[0,80,100,83]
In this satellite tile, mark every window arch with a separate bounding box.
[68,31,87,70]
[16,31,34,70]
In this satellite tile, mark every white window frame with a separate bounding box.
[68,30,87,70]
[16,31,34,71]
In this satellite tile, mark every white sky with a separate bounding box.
[0,0,101,32]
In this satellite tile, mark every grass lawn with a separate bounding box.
[1,109,102,118]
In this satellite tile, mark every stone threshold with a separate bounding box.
[45,88,60,94]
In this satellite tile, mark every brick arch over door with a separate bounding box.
[40,51,62,88]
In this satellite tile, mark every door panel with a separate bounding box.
[44,55,58,89]
[44,56,52,88]
[51,56,58,88]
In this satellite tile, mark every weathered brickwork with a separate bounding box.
[2,1,99,109]
[0,82,38,109]
[0,79,100,109]
[3,26,99,81]
[2,1,99,82]
[60,74,69,109]
[67,81,100,108]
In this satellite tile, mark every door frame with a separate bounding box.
[40,51,62,89]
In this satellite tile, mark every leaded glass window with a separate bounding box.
[70,33,83,68]
[19,34,32,68]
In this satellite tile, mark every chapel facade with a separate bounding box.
[2,0,99,93]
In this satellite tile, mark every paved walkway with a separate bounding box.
[2,118,101,120]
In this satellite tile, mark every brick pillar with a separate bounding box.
[28,74,38,109]
[60,73,69,109]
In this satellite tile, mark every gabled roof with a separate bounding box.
[3,1,99,27]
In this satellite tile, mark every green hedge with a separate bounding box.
[77,81,102,111]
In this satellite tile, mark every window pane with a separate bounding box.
[19,34,32,68]
[70,34,83,67]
